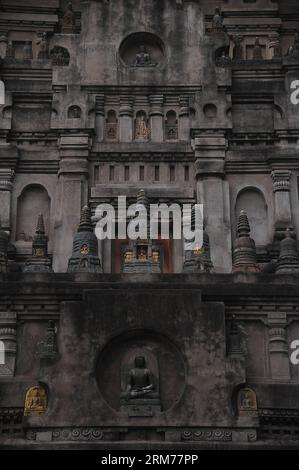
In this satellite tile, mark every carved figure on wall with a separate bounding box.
[231,35,243,60]
[6,42,14,59]
[134,45,156,67]
[237,387,258,417]
[135,113,149,140]
[24,386,47,416]
[23,41,33,60]
[212,7,224,31]
[37,320,58,359]
[62,2,76,34]
[68,105,81,119]
[124,356,155,398]
[252,37,263,60]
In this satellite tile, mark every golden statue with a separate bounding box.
[124,250,133,263]
[24,386,47,416]
[152,250,160,263]
[34,248,45,257]
[80,244,89,255]
[135,115,149,140]
[237,387,258,417]
[137,247,147,261]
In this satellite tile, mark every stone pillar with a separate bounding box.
[271,170,293,240]
[178,95,190,141]
[119,95,133,142]
[0,313,17,376]
[54,133,89,272]
[95,95,105,143]
[267,313,290,380]
[0,32,8,59]
[0,169,15,233]
[193,131,232,273]
[149,95,164,142]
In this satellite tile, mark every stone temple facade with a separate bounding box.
[0,0,299,450]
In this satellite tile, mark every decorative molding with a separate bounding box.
[0,408,23,435]
[181,429,232,442]
[26,427,104,442]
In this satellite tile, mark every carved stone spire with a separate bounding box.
[24,214,53,273]
[0,218,8,273]
[78,205,92,232]
[67,206,102,273]
[276,229,299,274]
[233,211,259,273]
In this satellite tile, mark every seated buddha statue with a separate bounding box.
[125,356,155,398]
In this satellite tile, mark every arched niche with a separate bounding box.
[119,32,165,67]
[95,329,186,412]
[135,110,150,140]
[165,110,178,140]
[105,109,118,140]
[67,105,81,119]
[16,184,50,242]
[235,187,268,246]
[50,45,70,66]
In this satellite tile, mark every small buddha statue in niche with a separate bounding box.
[137,246,148,261]
[135,115,149,140]
[62,2,76,34]
[237,387,258,416]
[253,37,263,60]
[6,41,14,59]
[241,391,253,408]
[134,45,156,67]
[37,33,49,60]
[212,7,224,31]
[124,356,155,398]
[24,386,47,416]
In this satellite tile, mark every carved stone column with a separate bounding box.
[54,133,89,272]
[149,94,164,142]
[0,169,15,233]
[0,32,8,59]
[267,312,290,380]
[0,313,17,376]
[193,131,232,272]
[95,95,105,143]
[119,95,133,142]
[178,95,190,141]
[271,170,293,240]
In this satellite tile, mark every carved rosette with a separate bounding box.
[181,429,232,442]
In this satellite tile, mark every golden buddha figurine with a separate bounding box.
[24,386,47,416]
[137,246,148,261]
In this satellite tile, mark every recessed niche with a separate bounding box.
[119,32,165,67]
[203,103,217,119]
